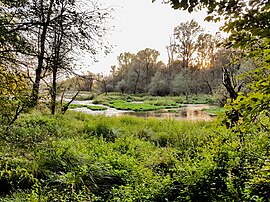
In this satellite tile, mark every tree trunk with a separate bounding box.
[61,91,80,114]
[133,71,140,94]
[31,0,54,106]
[51,62,57,115]
[204,79,213,95]
[51,7,64,115]
[222,67,238,100]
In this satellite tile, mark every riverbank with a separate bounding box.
[69,101,215,121]
[65,93,219,121]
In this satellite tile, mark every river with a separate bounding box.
[69,100,216,121]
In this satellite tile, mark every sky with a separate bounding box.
[80,0,224,75]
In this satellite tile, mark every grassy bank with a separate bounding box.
[0,111,268,201]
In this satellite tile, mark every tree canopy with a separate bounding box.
[151,0,270,131]
[0,0,112,121]
[157,0,269,46]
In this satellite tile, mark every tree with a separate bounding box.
[171,20,203,69]
[117,52,136,81]
[115,52,136,93]
[224,46,270,131]
[196,33,216,69]
[149,71,171,96]
[0,0,31,59]
[96,73,113,94]
[136,48,160,85]
[0,1,35,125]
[0,65,31,128]
[114,49,161,94]
[79,72,95,92]
[110,65,117,89]
[158,0,270,129]
[172,73,190,97]
[2,0,111,111]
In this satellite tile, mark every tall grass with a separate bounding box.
[0,111,269,201]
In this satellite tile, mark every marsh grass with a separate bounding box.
[202,106,225,115]
[107,100,177,111]
[0,110,268,201]
[86,105,107,111]
[89,93,215,111]
[69,103,107,111]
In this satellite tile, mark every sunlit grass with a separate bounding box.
[202,106,225,115]
[1,109,266,201]
[107,100,178,111]
[68,103,107,110]
[89,93,215,111]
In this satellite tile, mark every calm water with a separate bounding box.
[70,100,215,121]
[124,105,214,121]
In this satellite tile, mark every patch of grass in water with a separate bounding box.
[168,109,178,113]
[202,106,225,115]
[187,95,215,104]
[86,105,107,111]
[69,103,107,111]
[91,93,215,111]
[108,100,161,111]
[68,103,88,109]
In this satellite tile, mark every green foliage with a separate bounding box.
[86,105,107,111]
[161,0,270,133]
[0,164,38,196]
[0,67,32,127]
[223,43,270,132]
[0,111,269,201]
[149,71,171,96]
[202,106,225,115]
[74,93,95,101]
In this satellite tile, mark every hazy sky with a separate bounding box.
[81,0,223,75]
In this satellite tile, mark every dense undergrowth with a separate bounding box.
[0,111,269,201]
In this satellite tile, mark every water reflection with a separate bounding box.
[124,106,213,121]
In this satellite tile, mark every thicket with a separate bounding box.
[0,112,269,201]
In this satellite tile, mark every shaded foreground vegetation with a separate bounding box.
[0,111,269,201]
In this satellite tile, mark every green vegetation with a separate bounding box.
[107,100,177,111]
[0,112,269,201]
[93,93,215,105]
[202,106,225,115]
[0,0,269,201]
[69,103,107,111]
[89,93,215,111]
[66,94,217,113]
[86,105,107,111]
[168,109,178,113]
[68,103,89,109]
[74,93,95,101]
